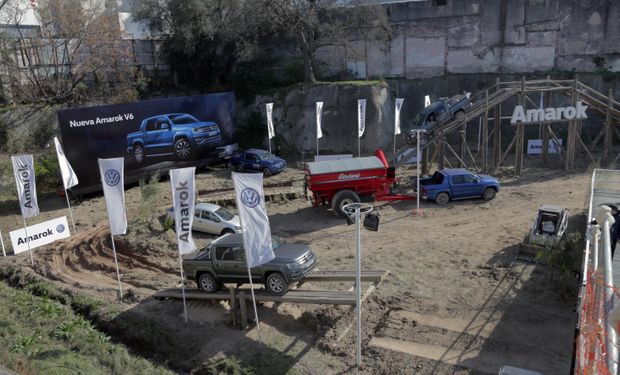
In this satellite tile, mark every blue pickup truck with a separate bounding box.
[418,168,500,205]
[231,149,287,176]
[127,113,221,164]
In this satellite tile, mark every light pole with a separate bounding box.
[343,202,374,369]
[410,129,426,215]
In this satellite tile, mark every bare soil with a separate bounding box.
[0,163,587,374]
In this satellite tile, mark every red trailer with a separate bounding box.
[304,149,415,216]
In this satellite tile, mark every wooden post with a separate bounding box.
[565,75,578,171]
[438,131,445,170]
[229,287,237,328]
[493,90,501,168]
[515,76,525,175]
[602,88,613,167]
[239,291,248,330]
[422,147,430,175]
[482,90,489,173]
[542,90,551,165]
[460,127,466,167]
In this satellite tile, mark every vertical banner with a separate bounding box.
[232,172,275,267]
[316,102,324,139]
[266,103,275,139]
[53,137,78,189]
[11,155,39,219]
[98,158,127,235]
[357,99,366,138]
[424,95,431,108]
[170,167,197,255]
[395,98,404,135]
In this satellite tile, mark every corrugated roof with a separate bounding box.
[307,156,385,175]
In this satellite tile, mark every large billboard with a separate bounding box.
[58,93,236,194]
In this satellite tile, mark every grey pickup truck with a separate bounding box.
[182,233,317,296]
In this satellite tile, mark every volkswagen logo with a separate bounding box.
[240,188,260,208]
[56,224,65,233]
[104,169,121,186]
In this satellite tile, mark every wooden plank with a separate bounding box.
[305,270,389,283]
[445,142,468,169]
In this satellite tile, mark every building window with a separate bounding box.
[433,0,447,6]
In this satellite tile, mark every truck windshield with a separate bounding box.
[258,151,274,160]
[169,114,199,125]
[215,207,234,221]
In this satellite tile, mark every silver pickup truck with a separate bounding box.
[182,233,317,296]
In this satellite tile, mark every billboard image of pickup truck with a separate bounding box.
[127,113,222,164]
[57,93,235,194]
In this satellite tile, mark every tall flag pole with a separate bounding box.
[98,158,127,300]
[12,154,39,266]
[358,99,366,157]
[316,102,324,156]
[266,103,274,154]
[170,167,196,323]
[53,137,79,233]
[394,98,404,165]
[232,172,276,344]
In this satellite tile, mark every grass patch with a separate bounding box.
[0,279,174,375]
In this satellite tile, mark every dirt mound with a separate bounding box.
[30,220,180,301]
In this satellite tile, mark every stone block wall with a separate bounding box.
[314,0,620,79]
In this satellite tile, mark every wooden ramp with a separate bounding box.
[153,270,389,329]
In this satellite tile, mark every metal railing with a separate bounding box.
[575,169,620,374]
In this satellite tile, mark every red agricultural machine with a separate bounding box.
[304,149,415,216]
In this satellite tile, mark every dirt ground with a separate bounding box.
[0,162,588,374]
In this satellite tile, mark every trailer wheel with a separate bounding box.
[482,187,496,201]
[331,190,360,217]
[262,168,272,177]
[435,192,450,205]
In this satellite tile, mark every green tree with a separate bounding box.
[1,0,141,104]
[135,0,270,88]
[262,0,391,83]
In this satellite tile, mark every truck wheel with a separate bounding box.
[197,273,219,293]
[435,192,450,205]
[235,164,244,172]
[331,190,360,217]
[455,110,465,122]
[265,272,288,296]
[134,145,144,164]
[262,168,272,177]
[174,138,192,160]
[482,187,496,201]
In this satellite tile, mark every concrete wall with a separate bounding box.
[315,0,620,79]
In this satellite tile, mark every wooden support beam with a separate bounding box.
[445,142,468,169]
[460,127,466,167]
[515,76,525,175]
[577,134,597,165]
[589,128,605,152]
[438,132,445,170]
[239,291,248,330]
[498,134,517,168]
[542,90,551,164]
[482,90,489,173]
[229,287,237,328]
[493,87,502,168]
[423,147,430,175]
[565,76,578,171]
[602,89,613,167]
[443,156,453,169]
